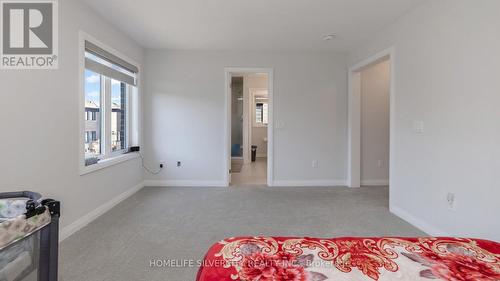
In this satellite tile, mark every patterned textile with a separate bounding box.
[0,209,51,249]
[0,199,29,220]
[196,237,500,281]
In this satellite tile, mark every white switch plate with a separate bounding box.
[413,121,424,134]
[311,160,318,168]
[447,193,457,210]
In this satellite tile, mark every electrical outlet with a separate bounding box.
[377,160,383,167]
[311,160,318,168]
[446,193,456,210]
[177,161,181,167]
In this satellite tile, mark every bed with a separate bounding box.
[196,236,500,281]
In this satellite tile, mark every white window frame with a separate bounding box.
[108,79,131,157]
[79,31,140,175]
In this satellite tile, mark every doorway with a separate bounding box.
[348,48,394,188]
[224,68,274,186]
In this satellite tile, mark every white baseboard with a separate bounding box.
[143,180,227,187]
[390,204,448,237]
[272,180,347,187]
[361,179,389,186]
[60,181,144,241]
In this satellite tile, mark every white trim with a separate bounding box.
[143,180,227,187]
[272,180,347,187]
[78,31,141,176]
[347,72,361,188]
[224,70,231,186]
[348,47,395,191]
[390,205,448,237]
[361,179,389,186]
[224,67,274,187]
[242,76,250,164]
[79,152,140,175]
[104,75,112,156]
[60,181,144,241]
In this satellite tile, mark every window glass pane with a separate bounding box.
[111,79,127,151]
[256,103,263,123]
[263,103,269,124]
[84,70,102,159]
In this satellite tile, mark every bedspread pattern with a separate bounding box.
[196,237,500,281]
[0,209,51,249]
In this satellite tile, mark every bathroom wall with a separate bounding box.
[252,127,268,157]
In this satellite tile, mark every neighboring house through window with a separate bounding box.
[82,39,138,167]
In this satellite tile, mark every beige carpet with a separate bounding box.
[60,186,424,281]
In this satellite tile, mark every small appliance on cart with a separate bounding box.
[0,191,60,281]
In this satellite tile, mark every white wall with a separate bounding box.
[143,50,348,185]
[252,127,268,157]
[360,60,390,185]
[349,0,500,241]
[0,0,144,234]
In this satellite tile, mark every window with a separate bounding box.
[84,69,102,157]
[82,40,138,167]
[255,103,269,124]
[86,111,96,120]
[84,131,98,143]
[85,111,96,121]
[111,79,127,152]
[254,95,269,126]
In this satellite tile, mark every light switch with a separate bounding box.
[413,121,424,134]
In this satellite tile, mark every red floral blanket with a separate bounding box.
[196,237,500,281]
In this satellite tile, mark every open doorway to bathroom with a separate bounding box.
[225,68,273,186]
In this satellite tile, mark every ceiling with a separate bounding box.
[81,0,425,52]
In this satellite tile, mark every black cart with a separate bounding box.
[0,191,60,281]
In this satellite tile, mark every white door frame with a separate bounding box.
[224,67,274,186]
[348,47,395,188]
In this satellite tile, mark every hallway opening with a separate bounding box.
[225,69,273,186]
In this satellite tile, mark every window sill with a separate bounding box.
[80,152,140,176]
[253,124,268,128]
